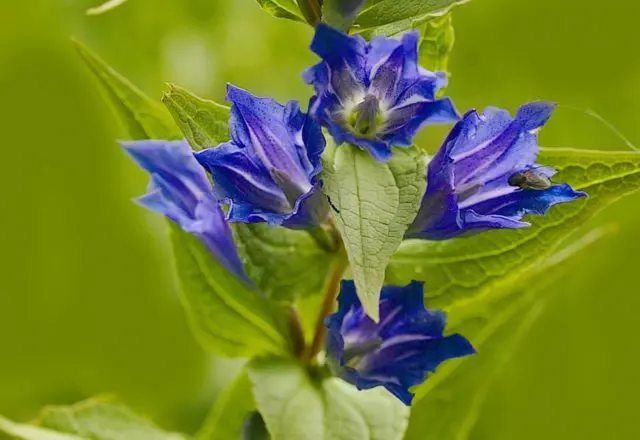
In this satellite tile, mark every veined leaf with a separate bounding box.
[234,224,335,301]
[255,0,305,22]
[247,358,409,440]
[322,144,427,321]
[388,147,640,327]
[322,0,366,31]
[73,40,178,140]
[170,224,292,357]
[354,0,469,35]
[416,13,455,75]
[0,398,186,440]
[162,84,231,151]
[404,226,609,439]
[196,371,256,440]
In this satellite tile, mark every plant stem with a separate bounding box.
[297,0,323,26]
[304,249,347,363]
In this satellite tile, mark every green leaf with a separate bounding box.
[247,358,409,440]
[162,84,231,151]
[86,0,129,15]
[354,0,469,35]
[241,413,271,440]
[322,0,365,31]
[322,144,427,321]
[388,148,640,325]
[255,0,305,22]
[73,40,178,140]
[416,13,455,75]
[196,371,256,440]
[404,226,609,439]
[234,224,335,301]
[0,398,186,440]
[170,224,292,357]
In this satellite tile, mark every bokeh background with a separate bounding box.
[1,0,639,438]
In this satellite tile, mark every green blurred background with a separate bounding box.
[1,0,639,438]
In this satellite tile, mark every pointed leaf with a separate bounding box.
[322,144,427,320]
[170,224,292,357]
[247,358,409,440]
[388,148,640,326]
[162,84,231,151]
[255,0,305,22]
[73,40,178,139]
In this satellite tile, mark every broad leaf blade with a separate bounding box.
[322,145,427,321]
[73,40,178,140]
[354,0,469,35]
[170,225,291,357]
[196,371,256,440]
[255,0,305,22]
[404,226,608,439]
[0,398,186,440]
[388,148,640,323]
[323,0,365,31]
[234,224,335,301]
[247,358,409,440]
[162,84,231,151]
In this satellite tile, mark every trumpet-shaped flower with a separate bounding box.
[121,139,248,281]
[304,24,458,162]
[407,102,587,240]
[195,85,328,229]
[325,280,475,405]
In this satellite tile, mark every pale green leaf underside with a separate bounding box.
[0,398,186,440]
[354,0,469,35]
[417,13,455,75]
[248,358,409,440]
[162,84,231,151]
[234,224,335,301]
[196,371,255,440]
[256,0,305,22]
[388,147,640,324]
[169,224,291,357]
[322,145,426,321]
[405,226,607,439]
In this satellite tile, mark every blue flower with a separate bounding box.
[195,85,329,229]
[407,102,587,240]
[325,280,475,405]
[304,24,458,162]
[121,139,249,282]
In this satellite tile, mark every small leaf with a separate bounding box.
[86,0,129,15]
[162,84,231,151]
[0,398,186,440]
[234,224,335,301]
[196,371,256,440]
[170,224,292,357]
[322,144,427,321]
[416,13,455,75]
[322,0,366,31]
[255,0,305,22]
[73,40,178,140]
[247,358,409,440]
[388,148,640,325]
[354,0,469,35]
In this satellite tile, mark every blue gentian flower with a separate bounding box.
[325,280,475,405]
[195,85,329,229]
[407,102,587,240]
[303,24,458,162]
[121,139,248,281]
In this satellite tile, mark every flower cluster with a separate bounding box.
[121,23,585,405]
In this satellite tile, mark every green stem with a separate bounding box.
[297,0,323,26]
[304,248,347,363]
